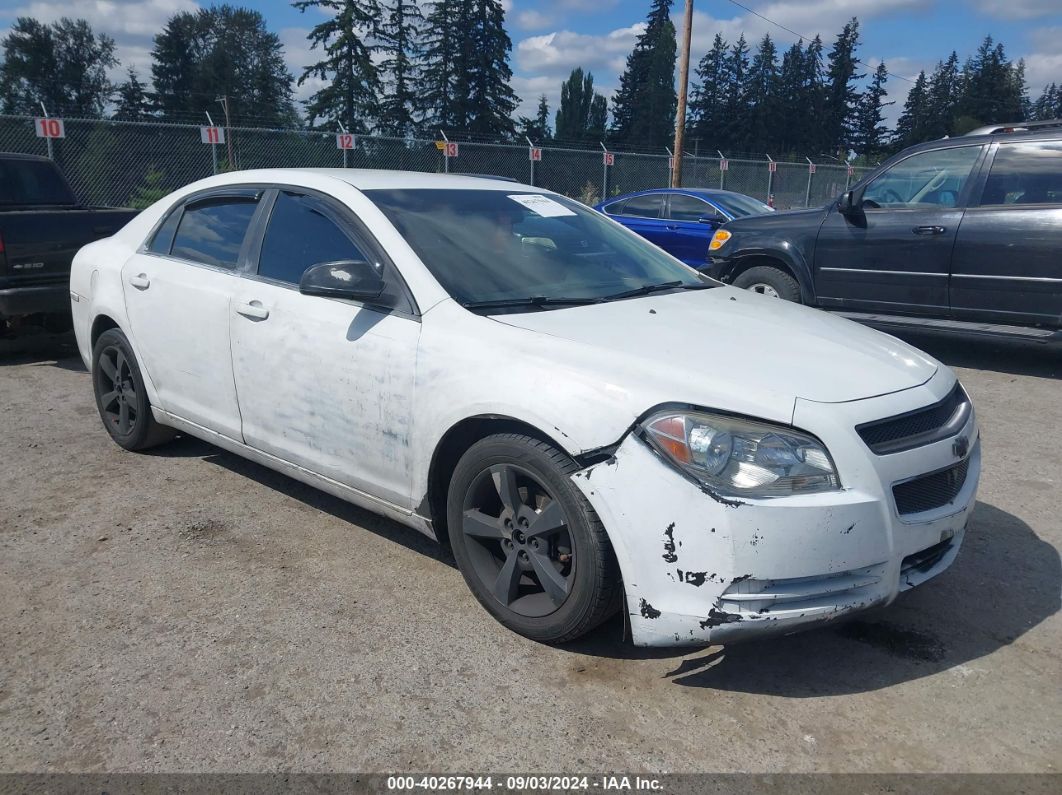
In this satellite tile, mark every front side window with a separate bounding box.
[980,142,1062,206]
[258,191,367,285]
[862,146,983,209]
[365,189,710,309]
[669,194,713,221]
[619,194,664,218]
[170,197,258,269]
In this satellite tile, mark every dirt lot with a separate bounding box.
[0,329,1059,774]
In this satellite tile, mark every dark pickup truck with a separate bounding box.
[706,123,1062,344]
[1,153,138,331]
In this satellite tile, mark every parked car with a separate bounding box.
[594,188,773,267]
[71,170,980,647]
[706,125,1062,344]
[0,153,138,332]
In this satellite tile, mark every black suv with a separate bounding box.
[706,123,1062,343]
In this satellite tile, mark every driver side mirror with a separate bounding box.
[837,190,863,216]
[299,259,395,306]
[698,212,727,225]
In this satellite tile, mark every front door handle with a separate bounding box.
[128,273,150,290]
[913,225,946,235]
[235,300,269,320]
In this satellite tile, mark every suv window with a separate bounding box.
[619,194,664,219]
[171,197,258,269]
[862,146,982,209]
[669,194,713,221]
[258,192,366,285]
[980,142,1062,206]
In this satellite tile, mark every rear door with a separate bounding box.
[608,193,670,250]
[121,190,259,440]
[813,145,984,314]
[950,140,1062,326]
[665,193,721,267]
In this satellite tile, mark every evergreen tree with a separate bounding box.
[450,0,520,137]
[129,166,170,209]
[852,62,890,159]
[923,52,960,139]
[293,0,381,131]
[113,68,152,121]
[555,68,608,143]
[954,37,1027,129]
[0,17,117,117]
[822,17,863,156]
[418,0,461,131]
[1031,83,1061,120]
[744,35,779,153]
[377,0,423,136]
[688,33,728,148]
[894,70,929,148]
[610,0,677,148]
[516,95,551,141]
[152,5,295,126]
[719,35,750,151]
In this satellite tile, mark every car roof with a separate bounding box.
[601,187,747,203]
[897,126,1062,156]
[258,168,531,192]
[0,151,53,163]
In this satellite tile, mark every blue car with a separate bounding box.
[594,188,774,267]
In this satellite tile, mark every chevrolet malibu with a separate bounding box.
[69,170,981,647]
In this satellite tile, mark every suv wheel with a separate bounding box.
[733,265,801,302]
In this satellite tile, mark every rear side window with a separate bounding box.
[601,200,625,215]
[257,192,366,285]
[980,142,1062,206]
[0,158,77,206]
[171,198,258,269]
[619,194,664,218]
[147,207,181,254]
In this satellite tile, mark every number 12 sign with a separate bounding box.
[336,133,355,150]
[35,118,65,139]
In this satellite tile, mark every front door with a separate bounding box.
[950,140,1062,326]
[120,192,260,440]
[228,189,420,507]
[814,145,984,314]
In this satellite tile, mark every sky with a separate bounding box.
[1,0,1059,133]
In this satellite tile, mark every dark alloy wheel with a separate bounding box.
[92,328,174,451]
[447,433,621,643]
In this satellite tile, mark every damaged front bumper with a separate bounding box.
[570,378,980,647]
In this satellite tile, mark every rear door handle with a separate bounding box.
[235,300,269,320]
[913,225,946,235]
[128,273,150,290]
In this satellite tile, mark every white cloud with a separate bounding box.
[973,0,1062,19]
[516,10,554,31]
[1023,51,1062,94]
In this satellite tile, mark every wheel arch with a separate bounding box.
[720,250,815,303]
[88,312,162,406]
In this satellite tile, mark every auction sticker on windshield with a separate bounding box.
[508,194,577,217]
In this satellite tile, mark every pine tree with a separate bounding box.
[113,68,152,121]
[923,52,960,139]
[719,35,750,151]
[823,17,863,156]
[744,35,779,154]
[454,0,520,137]
[516,95,551,141]
[1,17,118,117]
[418,0,461,131]
[955,37,1026,129]
[688,34,728,148]
[852,62,890,159]
[610,0,677,148]
[1031,83,1061,120]
[555,68,608,143]
[294,0,382,131]
[894,70,929,148]
[377,0,423,136]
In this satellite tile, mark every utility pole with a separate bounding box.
[218,95,234,170]
[671,0,694,188]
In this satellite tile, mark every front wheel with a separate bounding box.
[92,328,175,451]
[447,434,622,643]
[733,265,801,302]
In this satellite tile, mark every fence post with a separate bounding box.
[600,142,608,199]
[717,150,725,190]
[205,112,218,175]
[766,154,774,205]
[526,136,535,186]
[39,102,54,160]
[805,157,814,208]
[440,129,449,174]
[845,162,852,191]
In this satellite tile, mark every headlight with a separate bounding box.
[709,229,731,251]
[641,410,839,497]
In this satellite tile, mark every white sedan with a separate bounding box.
[70,170,980,646]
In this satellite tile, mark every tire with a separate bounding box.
[733,265,801,302]
[92,328,175,451]
[447,433,622,643]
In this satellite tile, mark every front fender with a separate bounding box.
[718,244,816,303]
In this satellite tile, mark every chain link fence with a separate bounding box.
[0,114,872,210]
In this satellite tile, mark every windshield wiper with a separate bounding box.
[462,296,602,311]
[600,281,715,302]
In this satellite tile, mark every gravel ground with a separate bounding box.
[0,328,1059,774]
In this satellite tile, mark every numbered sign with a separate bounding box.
[719,158,729,172]
[200,126,225,144]
[808,162,817,174]
[35,117,65,139]
[336,133,355,150]
[847,164,855,176]
[602,152,615,167]
[528,147,542,162]
[668,156,675,171]
[768,160,777,173]
[444,141,459,158]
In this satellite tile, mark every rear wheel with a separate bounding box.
[92,328,175,451]
[733,265,801,302]
[447,433,621,643]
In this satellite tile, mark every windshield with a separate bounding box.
[714,193,773,218]
[365,188,712,311]
[0,158,77,206]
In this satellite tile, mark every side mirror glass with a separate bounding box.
[837,190,863,215]
[299,259,395,306]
